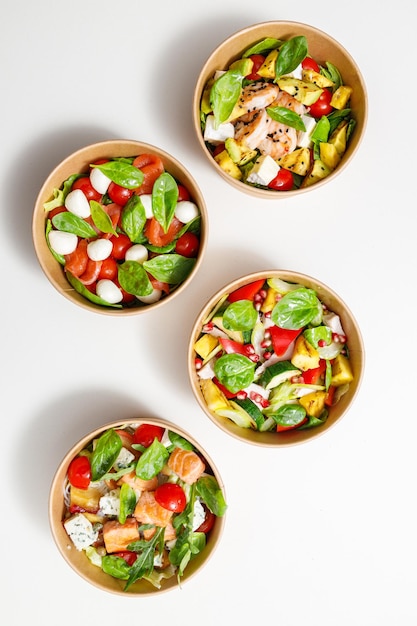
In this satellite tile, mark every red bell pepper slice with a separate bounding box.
[269,325,302,356]
[302,359,326,385]
[218,337,253,357]
[213,377,236,399]
[227,279,265,303]
[325,385,336,406]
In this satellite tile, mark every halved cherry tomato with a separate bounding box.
[268,168,294,191]
[133,424,164,448]
[177,184,190,202]
[48,206,67,221]
[247,54,266,80]
[65,239,88,277]
[67,455,91,489]
[133,154,165,195]
[109,233,132,260]
[113,551,137,566]
[154,483,187,512]
[228,279,265,303]
[196,505,216,533]
[98,257,118,280]
[302,57,320,72]
[144,216,183,247]
[269,326,302,357]
[72,176,102,201]
[175,232,199,257]
[107,182,133,206]
[114,429,135,452]
[309,89,333,118]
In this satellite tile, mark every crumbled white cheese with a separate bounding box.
[297,114,317,148]
[64,514,98,551]
[192,498,206,531]
[99,489,121,516]
[246,155,279,186]
[282,62,303,79]
[153,552,164,567]
[203,115,235,145]
[323,312,346,336]
[113,447,135,470]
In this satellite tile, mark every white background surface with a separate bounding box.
[2,1,416,624]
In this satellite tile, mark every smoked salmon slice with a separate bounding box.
[133,154,165,195]
[117,471,158,496]
[134,490,173,527]
[102,517,140,553]
[166,448,205,484]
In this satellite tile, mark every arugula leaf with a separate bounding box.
[124,527,164,590]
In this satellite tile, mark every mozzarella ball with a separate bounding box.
[48,230,78,255]
[139,194,153,218]
[87,239,113,261]
[90,167,111,194]
[174,201,199,224]
[125,244,148,263]
[96,279,123,304]
[137,288,162,304]
[65,189,91,218]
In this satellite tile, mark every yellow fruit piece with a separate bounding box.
[277,77,323,105]
[70,485,102,512]
[214,150,242,180]
[301,68,334,88]
[331,354,354,387]
[260,287,278,313]
[301,159,332,188]
[225,137,257,165]
[200,378,230,412]
[291,335,320,371]
[277,147,311,176]
[257,49,278,79]
[299,391,327,417]
[201,78,214,114]
[329,120,348,155]
[194,334,219,360]
[229,57,254,77]
[330,85,353,110]
[319,142,341,171]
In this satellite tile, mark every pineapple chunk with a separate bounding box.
[257,49,278,79]
[331,354,354,387]
[277,77,323,105]
[291,335,320,371]
[301,159,332,188]
[277,147,311,176]
[329,120,349,155]
[319,142,341,170]
[301,68,334,88]
[260,287,278,313]
[194,334,219,360]
[70,485,102,512]
[330,85,353,110]
[200,378,230,412]
[214,150,242,180]
[299,390,327,417]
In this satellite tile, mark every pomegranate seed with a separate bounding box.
[260,339,271,348]
[254,293,262,303]
[245,344,255,355]
[263,351,272,360]
[236,391,247,400]
[332,333,340,343]
[259,289,267,299]
[339,334,347,343]
[195,358,203,370]
[203,322,213,332]
[275,293,282,301]
[254,302,261,311]
[318,339,327,347]
[260,397,270,408]
[264,310,272,318]
[250,392,262,403]
[249,354,260,363]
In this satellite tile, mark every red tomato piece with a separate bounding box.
[269,326,302,357]
[48,206,67,221]
[107,182,133,206]
[325,385,336,407]
[309,89,333,118]
[113,551,137,566]
[150,277,170,294]
[154,483,187,513]
[195,505,216,533]
[109,233,132,260]
[175,232,199,258]
[132,154,165,195]
[247,54,266,80]
[228,279,265,303]
[114,429,135,452]
[133,424,165,448]
[302,57,320,72]
[98,257,118,280]
[268,168,294,191]
[302,359,326,385]
[65,239,89,277]
[72,176,102,201]
[144,216,183,247]
[67,455,91,489]
[177,184,190,202]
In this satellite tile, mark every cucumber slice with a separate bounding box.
[215,401,256,429]
[259,360,300,390]
[233,397,265,430]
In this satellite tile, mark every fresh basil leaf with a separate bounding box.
[275,35,307,78]
[146,242,176,254]
[243,37,282,57]
[135,438,169,480]
[210,70,244,126]
[119,483,137,525]
[91,161,144,189]
[102,555,130,580]
[152,172,178,233]
[271,287,322,330]
[52,211,97,238]
[196,475,227,517]
[214,353,256,394]
[121,195,146,242]
[270,403,306,427]
[89,200,118,235]
[223,300,258,331]
[143,254,195,284]
[266,105,306,131]
[65,271,123,308]
[91,429,123,481]
[328,109,351,135]
[118,260,153,297]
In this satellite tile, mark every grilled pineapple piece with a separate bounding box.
[214,150,242,180]
[330,85,353,110]
[277,77,323,105]
[70,485,102,512]
[200,378,230,412]
[277,147,311,176]
[257,49,278,79]
[260,287,278,313]
[299,390,327,417]
[331,354,354,387]
[291,335,320,371]
[301,159,332,188]
[194,334,219,360]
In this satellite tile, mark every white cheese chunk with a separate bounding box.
[48,230,78,255]
[203,115,235,145]
[96,279,123,304]
[174,200,200,224]
[90,167,111,194]
[246,155,279,186]
[125,244,148,263]
[297,115,317,148]
[87,238,113,261]
[65,189,91,218]
[99,489,121,516]
[64,514,98,551]
[192,498,206,531]
[113,447,135,470]
[282,62,303,79]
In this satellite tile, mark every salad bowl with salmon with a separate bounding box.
[33,140,208,315]
[188,271,364,446]
[193,21,367,198]
[49,418,227,595]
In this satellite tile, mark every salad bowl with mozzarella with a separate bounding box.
[33,140,208,315]
[49,418,227,595]
[188,271,364,446]
[193,21,367,198]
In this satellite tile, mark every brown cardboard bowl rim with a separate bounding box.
[188,270,365,446]
[49,417,226,595]
[193,20,368,199]
[33,140,208,316]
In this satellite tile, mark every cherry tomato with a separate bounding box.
[133,424,165,448]
[267,168,294,191]
[107,182,133,206]
[114,278,136,304]
[114,429,135,451]
[98,257,118,280]
[196,505,216,533]
[154,483,187,512]
[302,57,320,72]
[113,551,137,566]
[72,177,102,201]
[247,54,266,80]
[109,233,132,260]
[48,206,67,221]
[309,89,333,118]
[177,184,190,202]
[175,232,200,257]
[67,455,91,489]
[144,216,183,247]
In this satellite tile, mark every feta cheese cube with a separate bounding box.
[297,115,317,148]
[246,155,279,186]
[99,489,121,516]
[282,63,303,79]
[64,514,98,551]
[203,115,235,145]
[192,498,206,531]
[113,447,135,470]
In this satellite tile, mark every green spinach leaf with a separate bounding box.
[143,254,195,284]
[52,211,97,238]
[91,161,144,189]
[214,353,256,394]
[271,287,322,330]
[223,300,258,331]
[118,260,153,297]
[121,195,147,242]
[152,172,178,233]
[135,438,169,480]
